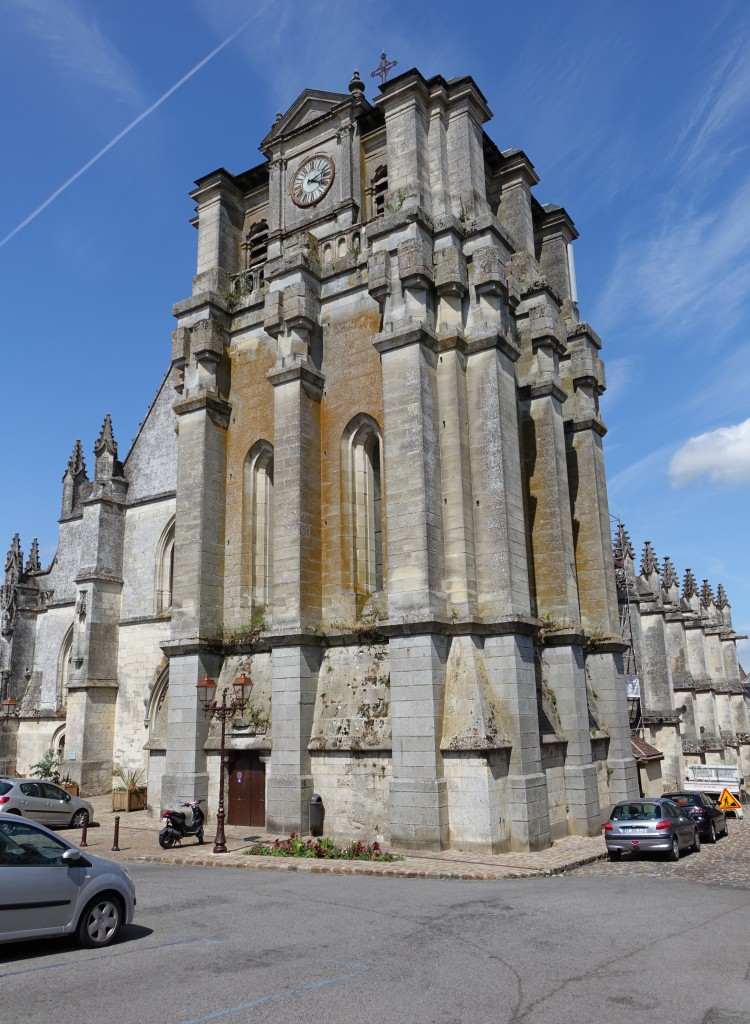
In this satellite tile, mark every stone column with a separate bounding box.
[498,151,538,256]
[266,644,320,833]
[161,318,231,814]
[189,171,243,295]
[372,310,449,847]
[435,341,476,614]
[377,70,432,212]
[517,289,600,835]
[562,322,637,806]
[445,78,491,219]
[465,336,529,618]
[483,632,550,851]
[388,633,449,850]
[268,364,323,630]
[61,445,128,794]
[586,647,639,802]
[265,362,324,831]
[375,329,445,621]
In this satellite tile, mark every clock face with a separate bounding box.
[290,154,335,207]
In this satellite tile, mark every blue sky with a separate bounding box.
[1,0,748,661]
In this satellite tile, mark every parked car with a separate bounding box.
[0,814,136,947]
[661,791,728,842]
[604,798,699,861]
[0,778,93,828]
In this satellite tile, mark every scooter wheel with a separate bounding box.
[159,829,178,850]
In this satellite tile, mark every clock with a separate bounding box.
[290,153,335,207]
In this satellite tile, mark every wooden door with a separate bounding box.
[227,752,266,827]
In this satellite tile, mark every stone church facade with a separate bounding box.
[613,527,750,796]
[2,63,685,852]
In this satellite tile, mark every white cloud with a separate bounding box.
[674,30,750,171]
[669,418,750,488]
[593,172,750,339]
[12,0,143,106]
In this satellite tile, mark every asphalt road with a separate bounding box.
[2,864,750,1024]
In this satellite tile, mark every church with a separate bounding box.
[2,62,700,852]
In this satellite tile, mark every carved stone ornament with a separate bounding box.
[75,590,88,618]
[0,585,15,634]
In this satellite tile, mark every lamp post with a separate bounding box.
[196,671,254,854]
[0,697,20,725]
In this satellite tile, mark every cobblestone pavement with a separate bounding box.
[73,794,607,880]
[72,795,747,884]
[568,814,750,889]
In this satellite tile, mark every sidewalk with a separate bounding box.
[75,794,608,881]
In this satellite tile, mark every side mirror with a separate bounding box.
[64,793,71,802]
[62,848,83,863]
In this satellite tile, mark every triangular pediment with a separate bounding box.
[261,89,359,149]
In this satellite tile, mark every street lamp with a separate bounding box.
[196,670,254,854]
[0,697,20,725]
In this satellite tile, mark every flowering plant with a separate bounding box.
[246,833,402,862]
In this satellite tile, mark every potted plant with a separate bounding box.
[61,773,79,796]
[112,765,147,812]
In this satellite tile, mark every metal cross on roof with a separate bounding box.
[371,51,397,85]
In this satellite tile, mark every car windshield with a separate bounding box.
[0,820,69,866]
[666,795,697,806]
[612,803,661,820]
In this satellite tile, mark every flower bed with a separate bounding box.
[246,833,403,862]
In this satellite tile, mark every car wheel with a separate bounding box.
[691,830,700,853]
[669,837,680,861]
[708,822,717,843]
[608,849,622,862]
[722,820,729,838]
[70,809,89,829]
[77,894,122,948]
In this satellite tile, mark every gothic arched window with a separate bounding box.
[242,441,274,611]
[57,625,73,711]
[156,517,175,614]
[343,415,384,601]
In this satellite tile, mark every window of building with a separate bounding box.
[245,220,269,269]
[156,518,175,615]
[57,626,73,711]
[372,165,388,219]
[242,442,274,611]
[343,416,384,601]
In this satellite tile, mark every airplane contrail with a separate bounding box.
[0,13,262,250]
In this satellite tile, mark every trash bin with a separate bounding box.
[309,794,324,837]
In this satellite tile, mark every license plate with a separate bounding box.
[624,827,647,833]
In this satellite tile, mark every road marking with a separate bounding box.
[178,962,375,1024]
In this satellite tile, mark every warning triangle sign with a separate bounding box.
[717,788,742,811]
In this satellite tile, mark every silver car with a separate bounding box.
[0,777,93,828]
[604,798,700,861]
[0,814,136,947]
